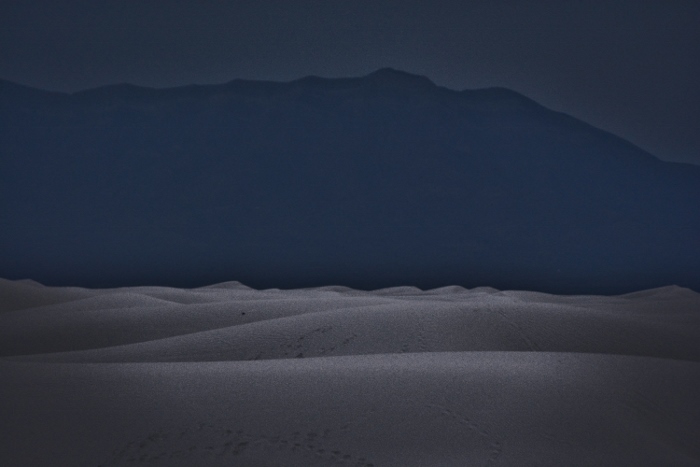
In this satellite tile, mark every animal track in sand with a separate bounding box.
[414,398,503,466]
[489,306,541,352]
[98,419,375,466]
[249,325,359,360]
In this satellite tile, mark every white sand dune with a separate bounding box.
[1,278,700,466]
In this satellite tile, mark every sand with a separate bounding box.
[1,278,699,466]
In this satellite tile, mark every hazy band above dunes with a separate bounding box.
[1,278,699,466]
[2,70,699,294]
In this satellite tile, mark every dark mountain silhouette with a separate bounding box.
[1,68,698,293]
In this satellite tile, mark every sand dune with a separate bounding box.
[1,279,699,466]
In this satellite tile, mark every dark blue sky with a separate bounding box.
[1,0,698,165]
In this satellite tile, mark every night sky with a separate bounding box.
[1,0,698,165]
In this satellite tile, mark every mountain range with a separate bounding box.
[1,68,698,293]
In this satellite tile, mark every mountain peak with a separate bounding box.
[364,68,435,89]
